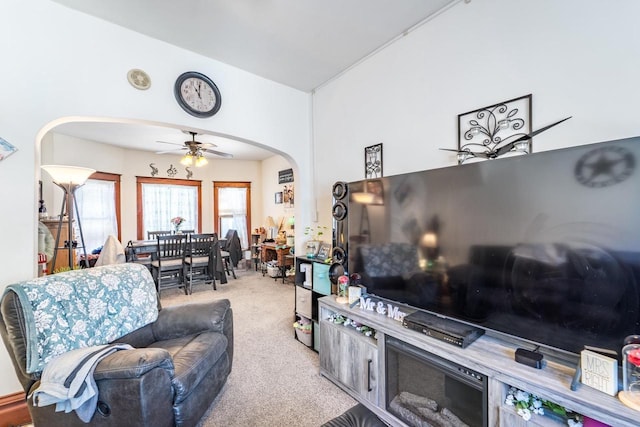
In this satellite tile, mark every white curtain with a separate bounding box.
[142,183,198,235]
[218,187,248,248]
[75,180,118,253]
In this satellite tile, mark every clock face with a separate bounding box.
[174,72,222,118]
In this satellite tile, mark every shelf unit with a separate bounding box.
[250,233,261,271]
[294,256,334,350]
[318,295,639,427]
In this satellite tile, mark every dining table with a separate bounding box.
[125,237,228,285]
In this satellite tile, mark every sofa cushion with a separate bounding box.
[360,243,418,278]
[150,331,228,404]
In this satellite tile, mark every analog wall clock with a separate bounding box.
[174,71,222,118]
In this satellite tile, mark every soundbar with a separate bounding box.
[403,311,485,349]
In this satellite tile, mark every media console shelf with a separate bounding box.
[318,295,638,427]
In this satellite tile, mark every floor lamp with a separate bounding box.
[41,165,96,270]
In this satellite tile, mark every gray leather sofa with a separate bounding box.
[0,266,233,427]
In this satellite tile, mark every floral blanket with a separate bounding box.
[4,263,158,374]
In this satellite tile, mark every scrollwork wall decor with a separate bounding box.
[365,143,383,178]
[455,94,532,164]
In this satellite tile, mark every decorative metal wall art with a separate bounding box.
[454,94,532,164]
[365,143,383,178]
[185,167,193,179]
[0,137,17,161]
[167,164,177,177]
[149,163,158,176]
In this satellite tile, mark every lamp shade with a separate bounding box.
[41,165,96,185]
[266,216,276,228]
[352,191,375,204]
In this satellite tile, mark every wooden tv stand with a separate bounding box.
[318,295,638,427]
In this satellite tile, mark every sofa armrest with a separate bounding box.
[152,299,232,341]
[93,347,174,380]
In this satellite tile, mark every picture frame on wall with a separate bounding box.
[275,192,283,204]
[283,184,294,207]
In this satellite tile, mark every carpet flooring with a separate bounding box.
[160,267,357,427]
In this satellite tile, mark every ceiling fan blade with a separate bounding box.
[202,148,234,159]
[506,116,573,146]
[495,141,517,156]
[156,140,184,147]
[473,152,492,159]
[494,116,572,157]
[155,148,185,155]
[439,148,462,153]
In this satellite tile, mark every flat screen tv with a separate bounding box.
[347,136,640,356]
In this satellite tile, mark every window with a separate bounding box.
[214,182,251,249]
[137,177,202,240]
[75,172,121,252]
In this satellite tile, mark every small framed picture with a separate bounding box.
[275,192,283,204]
[316,242,332,261]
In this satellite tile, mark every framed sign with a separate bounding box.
[279,168,294,184]
[316,242,332,261]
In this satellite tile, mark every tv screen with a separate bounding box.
[348,137,640,356]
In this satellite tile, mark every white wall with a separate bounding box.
[313,0,640,230]
[0,0,310,395]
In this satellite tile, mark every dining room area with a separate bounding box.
[36,123,298,298]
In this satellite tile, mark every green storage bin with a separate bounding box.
[313,320,319,352]
[313,262,331,295]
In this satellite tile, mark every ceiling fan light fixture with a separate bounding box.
[180,153,194,166]
[195,155,208,167]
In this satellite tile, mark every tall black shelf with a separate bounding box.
[294,256,333,351]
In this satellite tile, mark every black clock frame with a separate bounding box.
[174,71,222,118]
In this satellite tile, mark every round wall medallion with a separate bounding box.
[574,146,635,188]
[127,69,151,90]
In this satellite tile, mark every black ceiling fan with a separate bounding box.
[156,131,233,159]
[441,116,572,162]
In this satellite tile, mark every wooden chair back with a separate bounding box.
[148,230,172,240]
[156,234,187,263]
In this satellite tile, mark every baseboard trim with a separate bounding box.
[0,392,31,427]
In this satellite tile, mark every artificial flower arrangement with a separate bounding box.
[170,216,186,230]
[327,313,376,339]
[304,225,328,241]
[505,386,583,426]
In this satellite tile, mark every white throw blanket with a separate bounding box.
[30,344,133,423]
[95,235,126,267]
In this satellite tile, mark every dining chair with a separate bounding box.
[151,234,187,295]
[147,230,172,240]
[183,233,217,294]
[220,230,239,279]
[125,240,154,272]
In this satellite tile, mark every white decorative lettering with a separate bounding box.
[359,297,375,311]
